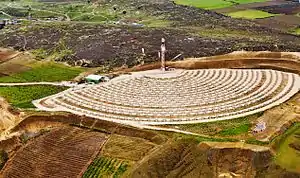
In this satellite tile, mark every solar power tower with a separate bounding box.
[161,38,166,71]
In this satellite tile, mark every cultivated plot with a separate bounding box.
[1,127,108,178]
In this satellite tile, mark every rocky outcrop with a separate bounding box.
[0,98,20,135]
[199,142,273,177]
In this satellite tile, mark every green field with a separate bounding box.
[0,63,84,83]
[174,0,268,9]
[273,123,300,173]
[83,156,130,178]
[228,10,277,19]
[0,85,68,108]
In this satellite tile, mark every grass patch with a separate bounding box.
[272,123,300,173]
[228,10,278,19]
[217,123,251,136]
[0,14,11,19]
[292,28,300,35]
[0,85,68,108]
[184,26,273,42]
[245,137,268,146]
[174,0,268,9]
[171,112,262,136]
[0,150,8,170]
[142,19,172,28]
[0,63,84,83]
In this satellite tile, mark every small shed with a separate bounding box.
[253,122,266,133]
[85,74,107,84]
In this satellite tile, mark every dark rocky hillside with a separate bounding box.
[0,0,299,68]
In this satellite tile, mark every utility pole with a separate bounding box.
[161,38,166,71]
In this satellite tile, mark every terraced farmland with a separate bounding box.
[1,127,108,178]
[35,69,300,125]
[83,156,130,178]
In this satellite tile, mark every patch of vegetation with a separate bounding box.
[273,123,300,173]
[245,137,268,146]
[0,150,8,170]
[171,113,262,136]
[31,48,49,60]
[228,10,278,19]
[142,18,172,28]
[174,0,268,9]
[0,63,84,83]
[217,123,251,136]
[83,156,130,178]
[1,7,28,17]
[51,39,74,61]
[0,85,68,108]
[30,10,61,19]
[0,13,11,19]
[292,28,300,35]
[20,133,30,144]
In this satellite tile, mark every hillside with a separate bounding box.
[129,141,299,178]
[0,0,299,68]
[0,112,299,177]
[1,0,300,177]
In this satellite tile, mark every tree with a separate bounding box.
[0,150,8,169]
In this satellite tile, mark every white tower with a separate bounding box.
[161,38,166,71]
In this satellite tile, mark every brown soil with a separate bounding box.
[0,136,22,157]
[1,126,108,178]
[0,63,32,75]
[0,49,20,64]
[255,15,300,31]
[214,0,290,13]
[256,1,300,15]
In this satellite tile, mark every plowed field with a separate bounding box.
[1,127,108,178]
